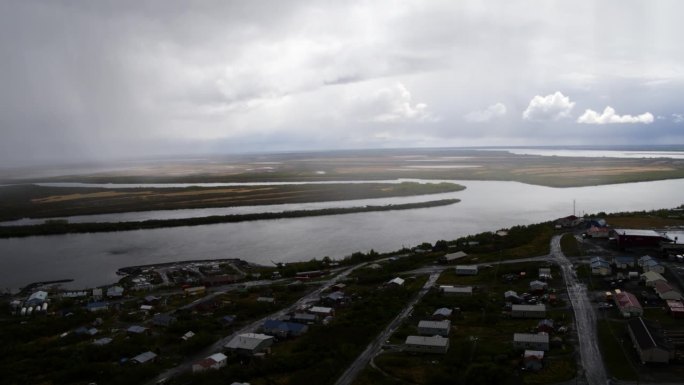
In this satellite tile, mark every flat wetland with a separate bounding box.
[0,182,463,221]
[5,148,684,188]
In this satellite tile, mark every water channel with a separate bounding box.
[1,178,683,291]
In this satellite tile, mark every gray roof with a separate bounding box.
[405,335,449,347]
[433,308,452,317]
[441,286,472,293]
[127,325,147,334]
[514,333,549,343]
[132,351,157,364]
[512,304,546,312]
[225,333,273,350]
[628,317,672,351]
[418,320,451,330]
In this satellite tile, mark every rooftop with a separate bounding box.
[418,320,451,329]
[405,335,449,347]
[225,333,273,350]
[514,333,549,343]
[628,317,672,351]
[614,229,665,238]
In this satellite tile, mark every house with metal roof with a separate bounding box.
[641,271,667,287]
[440,286,473,296]
[418,320,451,337]
[292,312,317,323]
[387,277,405,286]
[627,317,674,364]
[440,251,467,263]
[511,304,546,319]
[432,308,453,320]
[131,351,157,364]
[308,306,334,317]
[590,257,612,276]
[225,333,274,356]
[654,281,683,301]
[192,353,228,373]
[613,256,636,269]
[513,333,549,351]
[404,335,449,354]
[614,291,643,318]
[642,259,665,274]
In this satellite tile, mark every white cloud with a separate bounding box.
[577,107,654,124]
[673,113,684,123]
[522,92,575,121]
[369,83,437,123]
[464,103,507,122]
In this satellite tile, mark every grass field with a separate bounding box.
[0,182,463,221]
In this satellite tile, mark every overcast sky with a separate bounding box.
[1,1,683,166]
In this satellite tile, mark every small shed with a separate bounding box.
[387,277,405,286]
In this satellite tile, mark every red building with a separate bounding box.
[612,229,670,249]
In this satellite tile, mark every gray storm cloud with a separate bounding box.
[1,0,684,166]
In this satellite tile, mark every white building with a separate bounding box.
[192,353,228,373]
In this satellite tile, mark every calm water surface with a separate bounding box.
[1,179,684,291]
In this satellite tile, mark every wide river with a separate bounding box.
[2,178,684,291]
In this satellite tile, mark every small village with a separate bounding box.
[3,210,684,385]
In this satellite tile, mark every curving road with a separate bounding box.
[550,234,607,385]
